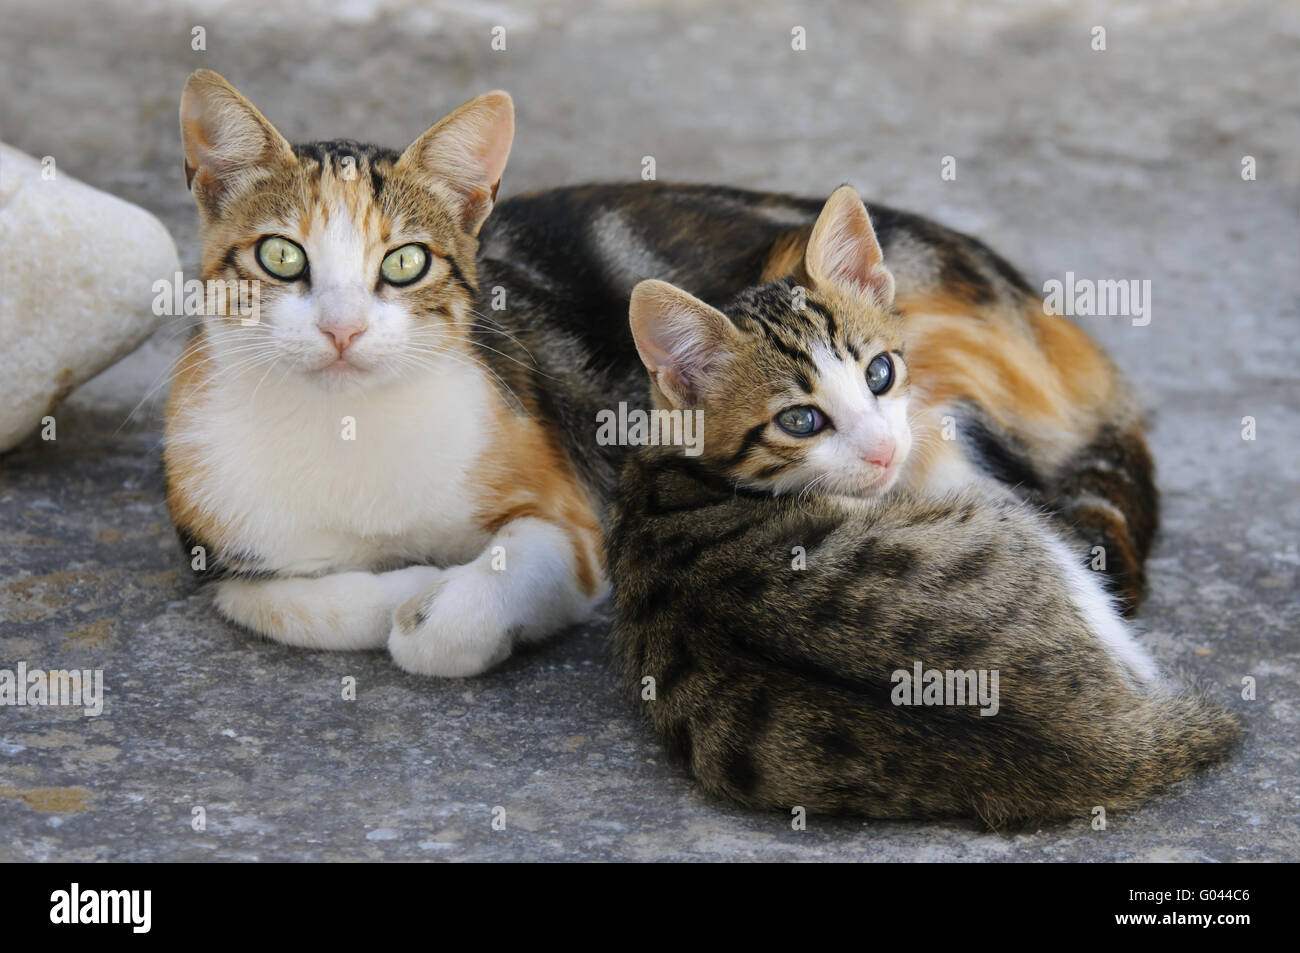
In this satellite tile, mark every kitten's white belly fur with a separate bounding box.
[186,363,492,574]
[897,414,1158,688]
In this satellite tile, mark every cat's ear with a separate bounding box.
[180,70,294,217]
[396,91,514,234]
[629,280,740,409]
[805,185,895,308]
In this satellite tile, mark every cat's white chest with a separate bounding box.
[192,366,494,573]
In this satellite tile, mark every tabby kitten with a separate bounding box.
[165,71,605,676]
[481,182,1157,614]
[607,190,1239,824]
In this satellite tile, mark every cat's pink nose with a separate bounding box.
[862,442,894,469]
[321,322,365,354]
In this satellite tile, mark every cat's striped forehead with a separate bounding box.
[200,137,476,288]
[271,140,403,252]
[726,279,902,388]
[292,139,400,209]
[286,139,466,248]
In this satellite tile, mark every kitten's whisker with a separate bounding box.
[791,471,837,516]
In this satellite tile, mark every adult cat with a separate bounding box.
[166,71,604,677]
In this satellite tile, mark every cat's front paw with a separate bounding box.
[387,567,515,677]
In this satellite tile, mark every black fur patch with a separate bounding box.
[959,411,1045,493]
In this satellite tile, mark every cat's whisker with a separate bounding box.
[163,353,279,419]
[114,332,213,434]
[464,307,537,352]
[121,336,284,431]
[402,339,529,413]
[247,354,285,404]
[790,470,838,516]
[413,323,556,383]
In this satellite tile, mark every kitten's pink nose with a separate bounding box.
[321,322,366,354]
[861,442,895,469]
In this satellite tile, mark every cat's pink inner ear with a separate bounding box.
[398,91,515,233]
[179,70,291,204]
[629,280,732,408]
[806,185,896,308]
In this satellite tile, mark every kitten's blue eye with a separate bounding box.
[866,353,894,395]
[775,406,827,437]
[256,236,307,280]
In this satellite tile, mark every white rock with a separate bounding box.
[0,143,179,451]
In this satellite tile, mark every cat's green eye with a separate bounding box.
[866,353,894,395]
[256,236,307,280]
[776,406,828,437]
[380,244,430,286]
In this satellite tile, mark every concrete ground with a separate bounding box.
[1,0,1296,861]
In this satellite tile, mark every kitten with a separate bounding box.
[165,70,605,677]
[606,189,1239,824]
[480,182,1157,613]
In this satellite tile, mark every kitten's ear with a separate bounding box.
[180,70,293,217]
[629,279,740,409]
[805,185,895,308]
[396,91,514,234]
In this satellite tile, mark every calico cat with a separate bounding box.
[165,70,606,676]
[606,191,1239,824]
[479,182,1157,614]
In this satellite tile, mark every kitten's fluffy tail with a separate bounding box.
[967,688,1242,828]
[1137,689,1243,782]
[641,664,1243,827]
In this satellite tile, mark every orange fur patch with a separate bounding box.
[472,399,605,599]
[889,289,1124,491]
[162,329,233,554]
[896,291,1115,432]
[1025,304,1116,409]
[759,226,813,284]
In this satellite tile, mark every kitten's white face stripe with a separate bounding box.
[767,344,912,497]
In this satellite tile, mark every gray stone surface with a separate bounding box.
[0,0,1296,861]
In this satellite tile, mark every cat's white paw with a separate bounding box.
[387,566,515,677]
[214,566,443,650]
